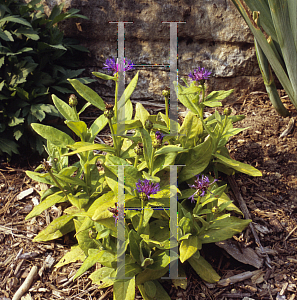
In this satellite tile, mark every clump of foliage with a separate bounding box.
[0,0,92,156]
[25,58,261,299]
[231,0,296,117]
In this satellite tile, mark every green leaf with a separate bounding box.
[154,145,184,157]
[172,265,188,290]
[30,104,46,122]
[139,128,153,170]
[87,191,114,217]
[199,216,251,244]
[180,85,201,94]
[0,137,19,156]
[134,102,150,126]
[8,115,24,127]
[0,30,13,41]
[114,277,135,300]
[90,114,108,142]
[138,280,171,300]
[205,90,234,102]
[89,267,115,288]
[152,152,177,176]
[92,71,116,81]
[90,193,117,221]
[129,230,142,264]
[55,245,86,268]
[0,15,32,27]
[68,79,105,111]
[26,191,66,220]
[144,281,156,298]
[117,72,139,110]
[188,252,220,283]
[147,251,172,270]
[66,121,88,141]
[33,215,74,242]
[231,0,296,109]
[180,235,201,263]
[31,123,74,147]
[74,249,116,279]
[178,137,213,182]
[174,82,200,115]
[14,27,39,40]
[214,153,262,176]
[64,142,115,156]
[25,171,54,185]
[52,95,78,121]
[178,111,203,148]
[136,266,169,285]
[117,98,133,125]
[105,155,142,195]
[74,219,99,255]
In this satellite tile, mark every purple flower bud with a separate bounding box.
[103,57,135,75]
[155,131,164,142]
[188,174,217,203]
[136,179,160,200]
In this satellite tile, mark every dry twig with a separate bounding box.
[12,265,38,300]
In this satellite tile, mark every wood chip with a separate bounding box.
[16,188,34,201]
[280,282,289,296]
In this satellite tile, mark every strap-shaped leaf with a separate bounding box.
[231,0,296,108]
[68,79,105,111]
[52,95,78,121]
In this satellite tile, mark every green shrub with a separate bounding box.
[0,0,92,156]
[25,61,262,299]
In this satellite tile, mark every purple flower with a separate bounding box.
[155,131,164,142]
[188,174,217,203]
[103,57,135,75]
[136,179,160,200]
[188,67,211,83]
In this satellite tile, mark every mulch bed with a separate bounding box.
[1,90,297,300]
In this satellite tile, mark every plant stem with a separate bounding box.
[165,96,169,126]
[134,154,139,169]
[138,198,145,234]
[202,84,205,102]
[108,119,120,157]
[48,169,68,199]
[149,148,156,176]
[73,106,79,122]
[114,75,118,120]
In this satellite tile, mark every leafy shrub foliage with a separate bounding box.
[25,63,262,299]
[0,0,91,156]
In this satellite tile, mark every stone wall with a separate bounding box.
[44,0,266,104]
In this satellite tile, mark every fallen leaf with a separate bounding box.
[216,239,263,269]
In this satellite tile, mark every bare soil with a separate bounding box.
[1,90,297,300]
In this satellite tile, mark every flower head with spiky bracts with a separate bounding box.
[136,179,160,201]
[188,67,211,84]
[188,174,217,203]
[103,57,135,75]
